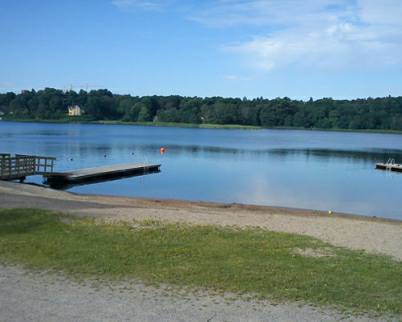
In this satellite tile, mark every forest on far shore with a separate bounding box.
[1,88,402,131]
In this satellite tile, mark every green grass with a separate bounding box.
[1,118,261,130]
[1,116,95,124]
[0,208,401,315]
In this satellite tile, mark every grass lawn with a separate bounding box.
[0,208,401,315]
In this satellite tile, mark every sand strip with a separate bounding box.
[1,181,401,261]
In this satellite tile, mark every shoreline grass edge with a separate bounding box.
[2,117,402,134]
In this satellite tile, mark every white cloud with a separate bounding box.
[197,0,402,71]
[112,0,402,71]
[190,0,352,27]
[223,74,254,81]
[112,0,166,10]
[226,21,402,71]
[358,0,402,26]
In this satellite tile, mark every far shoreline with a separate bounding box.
[2,118,402,135]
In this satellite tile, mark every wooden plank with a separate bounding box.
[44,163,161,185]
[70,164,155,177]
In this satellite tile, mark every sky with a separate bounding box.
[1,0,402,99]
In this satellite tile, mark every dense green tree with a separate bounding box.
[137,104,152,122]
[1,88,401,131]
[0,92,16,114]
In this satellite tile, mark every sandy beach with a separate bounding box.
[1,180,402,321]
[1,180,401,261]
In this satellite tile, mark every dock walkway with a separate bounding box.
[44,163,161,186]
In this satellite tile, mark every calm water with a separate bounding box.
[1,121,402,220]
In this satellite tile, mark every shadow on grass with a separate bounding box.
[0,208,62,235]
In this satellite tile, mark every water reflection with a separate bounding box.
[268,148,402,163]
[31,142,402,163]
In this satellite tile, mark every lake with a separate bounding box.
[1,121,401,220]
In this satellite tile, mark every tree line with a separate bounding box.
[1,88,401,131]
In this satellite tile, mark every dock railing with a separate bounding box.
[0,154,56,180]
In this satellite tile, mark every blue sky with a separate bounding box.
[1,0,402,99]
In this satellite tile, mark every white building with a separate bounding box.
[68,105,82,116]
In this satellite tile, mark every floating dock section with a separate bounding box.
[44,163,161,186]
[376,163,402,173]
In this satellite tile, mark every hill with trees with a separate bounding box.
[1,88,402,131]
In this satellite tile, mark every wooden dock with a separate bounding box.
[44,163,161,186]
[376,163,402,173]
